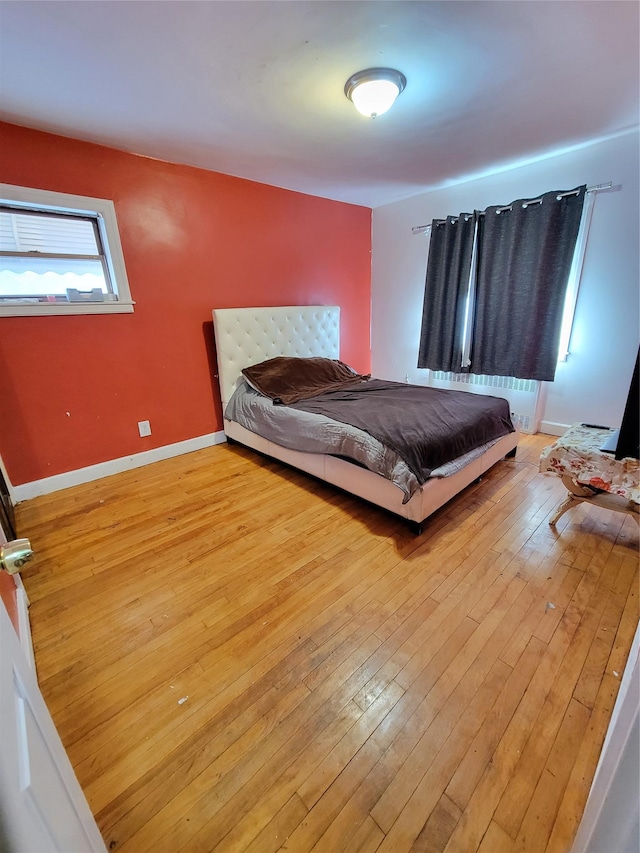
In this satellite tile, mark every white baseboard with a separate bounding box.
[539,421,570,436]
[13,431,227,502]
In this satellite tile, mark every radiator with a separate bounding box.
[428,371,545,434]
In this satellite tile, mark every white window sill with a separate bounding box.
[0,301,135,317]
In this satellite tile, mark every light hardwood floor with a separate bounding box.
[17,433,639,853]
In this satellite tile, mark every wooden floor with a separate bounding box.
[17,433,638,853]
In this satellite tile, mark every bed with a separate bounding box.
[212,305,519,533]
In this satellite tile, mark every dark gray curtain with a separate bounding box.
[471,186,586,381]
[417,212,476,372]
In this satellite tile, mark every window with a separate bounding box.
[0,184,134,316]
[556,190,595,362]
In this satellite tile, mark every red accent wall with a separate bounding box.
[0,572,19,635]
[0,123,372,486]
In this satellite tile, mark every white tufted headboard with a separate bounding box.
[212,306,340,409]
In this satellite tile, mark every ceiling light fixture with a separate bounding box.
[344,67,407,118]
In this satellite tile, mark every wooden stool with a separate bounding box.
[539,424,640,526]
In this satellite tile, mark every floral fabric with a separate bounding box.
[540,423,640,504]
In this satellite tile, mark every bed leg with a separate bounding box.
[505,446,517,458]
[408,520,423,536]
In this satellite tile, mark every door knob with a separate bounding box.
[0,539,34,575]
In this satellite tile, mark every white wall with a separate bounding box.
[371,130,639,432]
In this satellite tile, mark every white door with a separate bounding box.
[0,597,106,852]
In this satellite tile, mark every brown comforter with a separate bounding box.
[289,379,515,484]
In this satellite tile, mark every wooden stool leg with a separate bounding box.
[549,493,582,525]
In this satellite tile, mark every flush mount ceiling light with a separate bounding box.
[344,67,407,118]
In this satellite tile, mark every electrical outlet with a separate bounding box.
[138,420,151,437]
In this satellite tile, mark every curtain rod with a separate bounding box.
[411,182,613,235]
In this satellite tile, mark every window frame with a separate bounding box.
[0,184,134,317]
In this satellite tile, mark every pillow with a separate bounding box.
[242,356,370,405]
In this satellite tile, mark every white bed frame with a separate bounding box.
[212,306,519,532]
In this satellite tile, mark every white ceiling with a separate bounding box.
[0,1,638,208]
